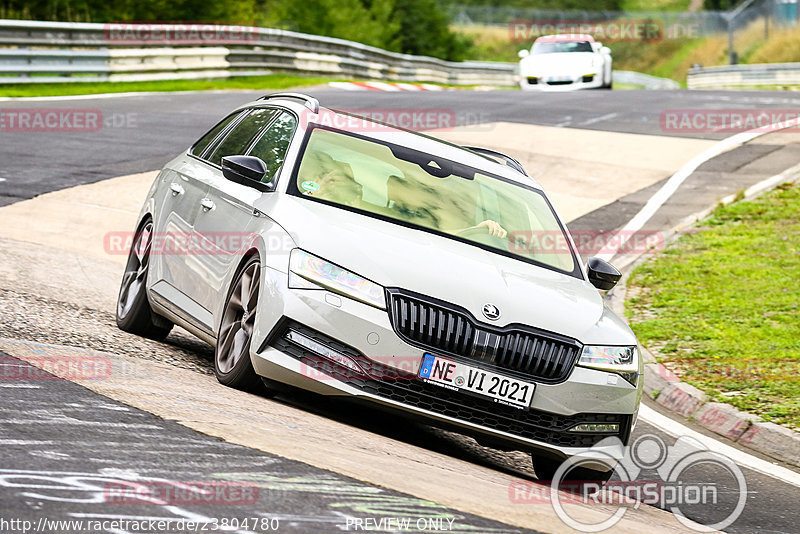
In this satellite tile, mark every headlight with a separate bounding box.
[288,249,386,309]
[578,346,639,385]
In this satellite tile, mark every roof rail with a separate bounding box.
[462,146,528,176]
[259,92,319,113]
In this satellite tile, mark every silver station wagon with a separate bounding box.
[117,93,642,482]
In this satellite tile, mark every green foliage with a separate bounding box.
[0,0,472,60]
[269,0,400,50]
[393,0,473,60]
[439,0,623,10]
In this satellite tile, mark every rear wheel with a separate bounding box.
[214,256,267,393]
[116,219,173,340]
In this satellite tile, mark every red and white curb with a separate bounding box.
[327,81,445,92]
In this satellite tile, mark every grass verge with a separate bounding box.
[0,74,338,98]
[626,181,800,430]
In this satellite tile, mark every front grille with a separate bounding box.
[547,80,574,86]
[268,320,630,449]
[386,289,581,383]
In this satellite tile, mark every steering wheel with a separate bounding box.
[457,226,510,250]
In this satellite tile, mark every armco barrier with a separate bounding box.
[0,19,678,88]
[0,19,515,85]
[688,63,800,89]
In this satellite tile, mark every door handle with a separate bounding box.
[200,198,216,212]
[169,183,185,196]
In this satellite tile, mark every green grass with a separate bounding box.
[620,0,691,11]
[627,181,800,430]
[0,74,338,98]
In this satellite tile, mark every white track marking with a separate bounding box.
[327,81,365,91]
[579,112,618,126]
[395,83,422,91]
[554,116,573,127]
[364,81,402,92]
[640,404,800,488]
[0,178,6,182]
[597,117,800,261]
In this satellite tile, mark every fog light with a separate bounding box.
[582,75,595,83]
[568,423,620,433]
[285,330,362,373]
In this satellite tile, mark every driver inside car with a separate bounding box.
[385,174,508,238]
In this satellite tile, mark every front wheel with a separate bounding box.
[116,219,173,340]
[532,454,615,486]
[214,256,266,392]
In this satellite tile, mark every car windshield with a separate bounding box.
[292,127,577,275]
[533,41,593,54]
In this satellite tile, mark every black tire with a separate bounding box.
[116,218,173,340]
[532,454,615,487]
[214,255,265,392]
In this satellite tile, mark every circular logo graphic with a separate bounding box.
[454,376,465,387]
[482,303,501,321]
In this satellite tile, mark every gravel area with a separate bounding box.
[0,286,215,375]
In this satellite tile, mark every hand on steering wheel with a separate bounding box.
[471,220,508,238]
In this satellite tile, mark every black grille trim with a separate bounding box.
[268,320,630,449]
[386,289,581,383]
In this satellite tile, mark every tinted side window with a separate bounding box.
[190,111,243,158]
[248,112,297,183]
[208,108,279,166]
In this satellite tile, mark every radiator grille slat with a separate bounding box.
[388,291,581,382]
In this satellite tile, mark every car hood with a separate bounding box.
[521,52,597,75]
[269,197,635,345]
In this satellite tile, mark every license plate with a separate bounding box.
[418,353,535,409]
[546,75,572,82]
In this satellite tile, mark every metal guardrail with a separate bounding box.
[614,70,680,90]
[0,19,679,89]
[688,63,800,88]
[0,19,517,85]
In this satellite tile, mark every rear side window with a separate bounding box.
[207,108,279,166]
[190,111,244,158]
[248,112,297,182]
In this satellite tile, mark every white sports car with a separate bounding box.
[518,34,612,91]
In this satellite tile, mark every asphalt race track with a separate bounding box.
[1,87,799,534]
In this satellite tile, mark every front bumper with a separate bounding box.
[251,275,640,468]
[520,74,602,91]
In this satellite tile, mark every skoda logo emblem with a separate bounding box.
[482,303,501,321]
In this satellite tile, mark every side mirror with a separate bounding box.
[518,49,530,59]
[221,155,273,192]
[586,257,621,290]
[600,46,611,54]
